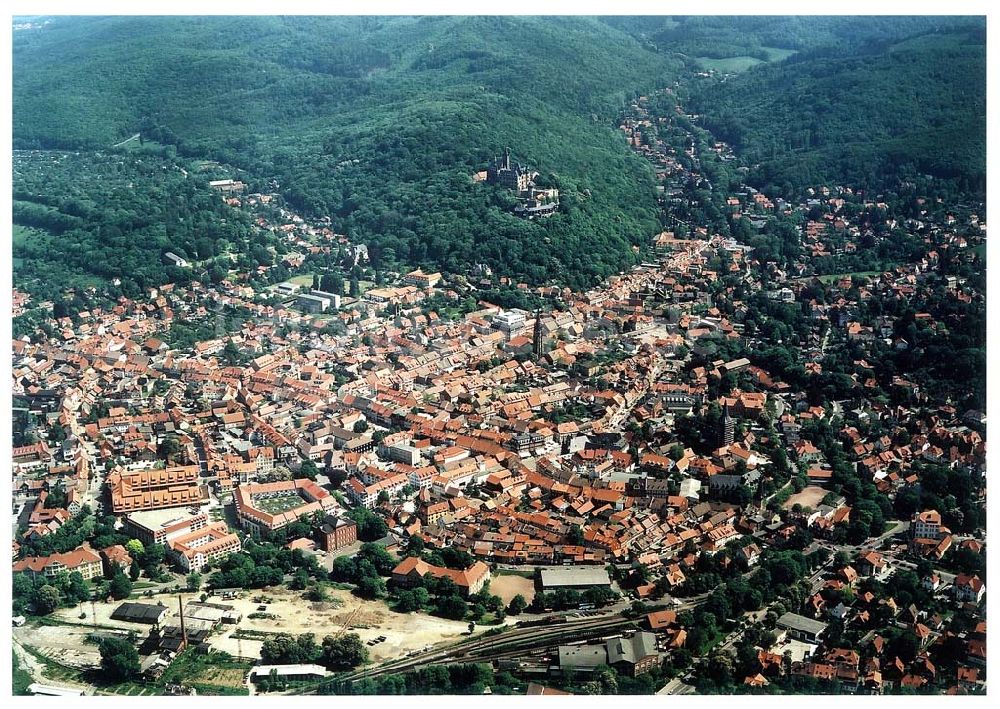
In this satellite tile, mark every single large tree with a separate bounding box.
[99,636,141,682]
[507,594,528,615]
[321,633,368,671]
[32,584,62,614]
[109,571,133,600]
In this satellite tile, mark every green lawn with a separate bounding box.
[120,138,166,153]
[13,651,34,695]
[13,224,48,247]
[695,55,764,73]
[254,492,307,514]
[288,274,316,287]
[694,46,796,73]
[815,270,882,284]
[761,46,797,61]
[889,31,968,54]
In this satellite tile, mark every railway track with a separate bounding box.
[317,613,647,690]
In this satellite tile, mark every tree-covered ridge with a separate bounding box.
[13,16,674,147]
[14,16,680,288]
[687,27,986,195]
[604,15,981,61]
[13,150,258,303]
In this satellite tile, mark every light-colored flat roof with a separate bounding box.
[540,566,612,588]
[126,507,203,529]
[558,644,608,668]
[28,684,86,697]
[769,637,818,664]
[250,664,328,677]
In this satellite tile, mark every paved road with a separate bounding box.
[814,521,958,586]
[658,676,696,695]
[111,133,141,148]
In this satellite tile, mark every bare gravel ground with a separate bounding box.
[783,485,828,510]
[490,573,536,604]
[45,584,485,664]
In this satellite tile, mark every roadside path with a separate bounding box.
[111,133,141,148]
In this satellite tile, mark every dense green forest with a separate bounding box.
[603,16,980,60]
[11,16,988,295]
[686,26,986,196]
[14,16,680,289]
[12,150,260,304]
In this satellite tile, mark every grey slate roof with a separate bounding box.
[607,632,658,665]
[111,602,169,624]
[777,612,828,636]
[539,566,612,588]
[558,644,608,669]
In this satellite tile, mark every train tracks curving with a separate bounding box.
[315,608,690,690]
[286,595,709,694]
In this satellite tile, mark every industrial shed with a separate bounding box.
[539,566,612,591]
[110,602,170,625]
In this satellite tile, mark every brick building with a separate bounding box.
[317,515,358,552]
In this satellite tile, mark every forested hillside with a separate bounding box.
[13,16,680,288]
[604,15,978,60]
[11,16,987,292]
[686,26,986,196]
[12,150,266,313]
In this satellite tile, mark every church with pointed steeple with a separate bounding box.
[533,310,544,360]
[721,403,735,447]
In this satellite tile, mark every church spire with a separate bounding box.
[533,309,544,360]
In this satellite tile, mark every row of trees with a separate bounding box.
[207,539,323,590]
[260,632,369,672]
[529,585,618,612]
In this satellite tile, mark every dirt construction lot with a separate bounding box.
[490,573,536,605]
[207,587,479,661]
[783,485,828,510]
[46,585,495,663]
[13,623,103,669]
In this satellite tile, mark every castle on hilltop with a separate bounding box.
[487,147,535,192]
[485,147,559,219]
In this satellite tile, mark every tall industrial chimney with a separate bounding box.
[178,594,188,649]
